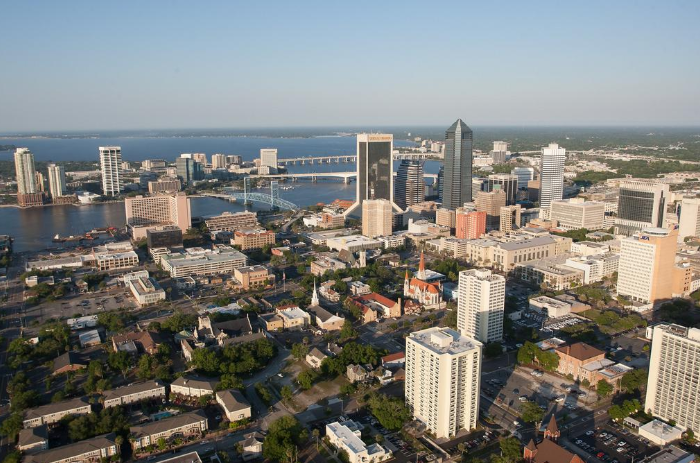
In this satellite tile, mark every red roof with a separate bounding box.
[355,292,397,308]
[408,278,440,294]
[382,352,405,363]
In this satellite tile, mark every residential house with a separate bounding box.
[52,352,87,375]
[24,433,119,463]
[112,331,161,355]
[306,348,328,369]
[346,364,368,383]
[102,380,166,408]
[170,377,218,398]
[215,390,252,423]
[129,410,208,451]
[240,432,264,461]
[381,352,405,368]
[23,397,92,428]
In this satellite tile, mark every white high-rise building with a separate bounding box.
[211,154,227,169]
[362,199,393,238]
[405,327,482,439]
[260,149,278,169]
[646,323,700,434]
[47,164,67,199]
[539,143,566,209]
[457,269,505,343]
[99,146,123,197]
[679,197,700,241]
[14,148,38,195]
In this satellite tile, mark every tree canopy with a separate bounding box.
[367,393,411,431]
[263,416,308,463]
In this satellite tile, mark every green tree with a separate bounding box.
[520,401,544,424]
[281,385,293,402]
[191,348,220,375]
[499,437,523,463]
[0,413,24,440]
[620,369,648,394]
[596,379,613,398]
[367,393,411,431]
[339,320,358,341]
[297,370,319,390]
[291,343,309,361]
[107,351,132,378]
[2,451,21,463]
[262,416,308,463]
[484,343,503,358]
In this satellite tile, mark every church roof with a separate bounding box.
[408,278,440,294]
[546,415,559,435]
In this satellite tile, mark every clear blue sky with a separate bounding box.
[1,0,699,131]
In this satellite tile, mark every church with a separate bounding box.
[524,416,584,463]
[403,252,442,309]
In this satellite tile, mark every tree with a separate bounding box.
[499,437,522,463]
[312,428,320,450]
[263,416,308,463]
[520,402,544,424]
[291,343,309,361]
[0,413,24,440]
[339,320,358,341]
[620,369,648,394]
[596,379,613,398]
[297,370,319,390]
[191,348,220,375]
[107,351,132,378]
[281,385,293,402]
[2,451,21,463]
[367,394,411,431]
[484,343,503,358]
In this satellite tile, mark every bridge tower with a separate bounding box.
[243,177,252,206]
[270,181,280,211]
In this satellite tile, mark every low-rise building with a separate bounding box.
[306,347,328,369]
[310,255,347,276]
[161,248,247,277]
[112,331,161,355]
[276,305,311,330]
[92,242,139,271]
[79,330,102,348]
[170,377,218,398]
[17,425,49,453]
[233,229,276,250]
[640,446,694,463]
[128,276,166,307]
[529,296,572,318]
[516,256,584,290]
[66,315,98,331]
[381,352,405,368]
[216,389,252,422]
[102,380,166,408]
[348,281,371,296]
[349,293,401,319]
[23,397,92,428]
[306,304,345,331]
[555,342,607,383]
[638,420,684,446]
[233,265,275,290]
[259,313,284,332]
[130,410,208,451]
[52,352,87,375]
[346,364,368,383]
[205,211,258,233]
[24,433,119,463]
[240,432,264,461]
[326,235,383,253]
[325,420,391,463]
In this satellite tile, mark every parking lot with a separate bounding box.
[572,426,659,463]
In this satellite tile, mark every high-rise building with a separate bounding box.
[35,171,46,193]
[500,205,522,234]
[124,193,192,239]
[437,166,444,202]
[176,157,204,185]
[442,120,473,210]
[457,268,505,343]
[395,160,424,211]
[455,209,486,240]
[260,149,278,169]
[14,148,38,195]
[615,180,669,236]
[539,143,566,209]
[617,227,678,304]
[512,167,535,189]
[99,146,123,196]
[405,327,482,439]
[47,164,67,199]
[192,153,207,165]
[211,154,227,169]
[435,208,456,230]
[550,198,606,231]
[347,134,397,216]
[475,189,507,231]
[491,141,508,164]
[486,174,519,206]
[362,199,393,238]
[679,197,700,241]
[645,323,700,434]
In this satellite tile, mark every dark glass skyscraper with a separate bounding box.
[347,133,398,216]
[395,160,424,211]
[442,119,473,210]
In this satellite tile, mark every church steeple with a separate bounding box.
[311,279,319,306]
[417,251,426,280]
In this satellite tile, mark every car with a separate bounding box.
[519,396,528,402]
[277,373,284,378]
[597,452,605,459]
[555,396,565,403]
[513,420,520,426]
[147,457,157,461]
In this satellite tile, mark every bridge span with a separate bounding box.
[250,171,438,183]
[277,152,442,165]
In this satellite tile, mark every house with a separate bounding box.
[555,342,608,383]
[346,364,368,383]
[349,293,401,321]
[17,425,49,453]
[381,352,405,368]
[23,397,92,428]
[524,417,583,463]
[130,410,208,451]
[52,352,87,375]
[112,331,161,355]
[306,347,328,369]
[326,421,391,463]
[403,253,442,308]
[102,380,167,408]
[170,377,218,398]
[216,389,252,422]
[260,313,284,332]
[24,433,119,463]
[240,432,264,461]
[78,330,102,348]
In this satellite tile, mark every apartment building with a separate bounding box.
[99,146,122,196]
[216,389,252,422]
[233,229,276,250]
[435,208,456,229]
[102,380,166,408]
[500,205,522,233]
[124,193,191,239]
[362,199,393,238]
[646,323,700,434]
[326,420,391,463]
[128,276,166,307]
[170,377,218,398]
[233,265,275,290]
[475,189,507,231]
[24,433,119,463]
[148,178,181,194]
[160,249,247,277]
[456,209,486,239]
[204,211,258,232]
[405,327,482,439]
[130,410,208,451]
[457,269,505,343]
[550,198,606,231]
[18,425,49,453]
[23,397,92,428]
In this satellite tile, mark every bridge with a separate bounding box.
[250,172,438,184]
[203,181,300,211]
[277,152,442,165]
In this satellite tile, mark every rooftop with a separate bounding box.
[102,380,165,401]
[130,410,207,438]
[24,433,117,463]
[216,389,250,413]
[408,327,482,356]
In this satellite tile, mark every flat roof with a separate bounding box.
[408,327,482,355]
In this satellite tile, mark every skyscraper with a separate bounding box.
[211,154,227,169]
[486,174,519,206]
[679,197,700,241]
[260,149,278,169]
[615,180,669,236]
[437,165,444,202]
[405,327,482,439]
[14,148,37,195]
[99,146,123,196]
[491,141,508,164]
[475,189,507,231]
[646,323,700,434]
[512,167,535,188]
[192,153,207,165]
[47,163,67,199]
[457,268,505,343]
[539,143,566,209]
[442,119,473,210]
[395,160,424,211]
[499,205,522,234]
[124,193,192,239]
[347,133,397,216]
[362,199,393,238]
[176,157,204,185]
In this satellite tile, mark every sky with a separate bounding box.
[1,0,699,132]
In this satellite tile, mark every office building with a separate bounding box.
[395,160,424,210]
[500,205,522,233]
[550,198,606,231]
[190,153,207,165]
[99,146,123,196]
[475,189,507,231]
[160,249,247,277]
[259,148,278,169]
[347,133,397,215]
[457,269,505,343]
[491,141,508,164]
[486,174,518,205]
[678,197,700,241]
[405,327,482,439]
[205,211,258,232]
[232,229,276,250]
[617,227,679,304]
[148,178,181,194]
[437,165,444,201]
[128,277,166,307]
[146,226,183,249]
[456,209,486,239]
[362,199,393,238]
[539,143,566,209]
[142,159,167,171]
[436,208,456,229]
[646,323,700,434]
[234,265,275,290]
[176,157,203,185]
[46,163,67,200]
[615,180,669,236]
[211,153,227,169]
[442,119,473,210]
[124,193,191,239]
[512,166,535,188]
